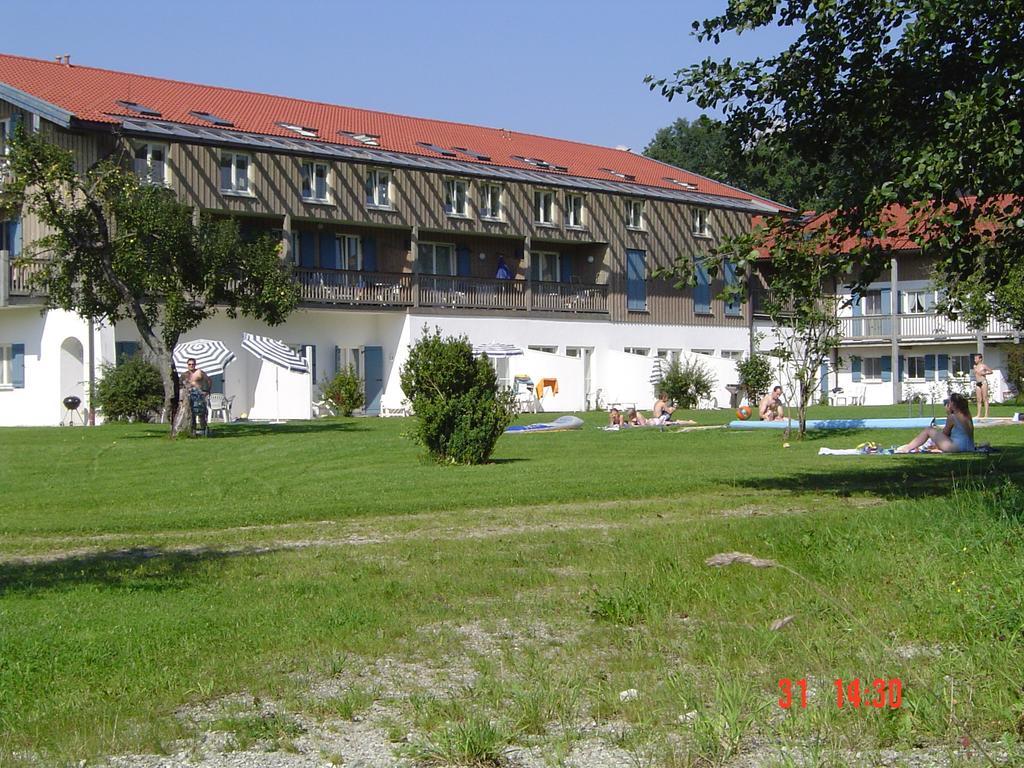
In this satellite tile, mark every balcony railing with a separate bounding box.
[839,313,1018,341]
[751,287,795,317]
[295,270,608,313]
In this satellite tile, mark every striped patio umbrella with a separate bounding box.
[172,339,236,376]
[650,356,670,385]
[241,333,309,373]
[472,342,524,359]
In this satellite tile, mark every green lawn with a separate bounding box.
[1,407,1023,766]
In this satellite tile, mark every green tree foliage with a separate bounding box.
[95,357,164,422]
[660,357,716,409]
[736,351,774,406]
[1006,346,1024,404]
[321,366,365,416]
[646,0,1024,330]
[399,328,517,465]
[0,128,299,432]
[644,116,733,186]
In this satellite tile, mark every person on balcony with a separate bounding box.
[973,354,993,419]
[495,256,512,280]
[896,393,974,453]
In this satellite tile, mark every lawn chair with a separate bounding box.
[208,393,234,423]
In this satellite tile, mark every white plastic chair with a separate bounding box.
[208,393,234,423]
[850,385,866,405]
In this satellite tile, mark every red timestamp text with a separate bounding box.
[777,678,902,709]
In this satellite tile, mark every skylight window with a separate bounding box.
[115,100,161,117]
[277,121,318,138]
[416,141,456,157]
[452,146,492,162]
[600,167,636,182]
[663,177,698,190]
[190,110,234,127]
[512,156,568,173]
[338,130,380,146]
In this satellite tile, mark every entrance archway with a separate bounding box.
[59,337,85,423]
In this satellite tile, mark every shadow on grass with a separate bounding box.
[123,419,370,440]
[735,445,1024,499]
[0,545,280,596]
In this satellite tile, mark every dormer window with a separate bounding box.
[692,208,711,237]
[664,177,698,190]
[514,156,568,173]
[277,122,318,138]
[626,199,645,230]
[416,141,456,157]
[601,168,636,182]
[115,100,161,117]
[133,142,168,185]
[190,111,234,127]
[452,146,492,162]
[338,130,380,146]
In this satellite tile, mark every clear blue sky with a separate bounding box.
[6,0,796,153]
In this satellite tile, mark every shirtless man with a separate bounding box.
[652,392,676,424]
[186,358,213,434]
[973,354,993,419]
[759,385,785,421]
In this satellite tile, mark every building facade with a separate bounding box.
[0,53,787,426]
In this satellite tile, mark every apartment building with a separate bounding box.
[0,53,787,425]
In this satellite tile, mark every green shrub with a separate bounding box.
[399,328,517,464]
[736,352,773,405]
[1007,346,1024,400]
[95,357,164,422]
[321,366,365,416]
[661,357,716,409]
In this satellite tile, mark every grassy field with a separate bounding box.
[1,405,1023,767]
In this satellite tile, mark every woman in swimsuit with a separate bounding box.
[896,392,974,453]
[973,354,993,419]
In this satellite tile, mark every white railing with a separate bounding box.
[839,313,1018,341]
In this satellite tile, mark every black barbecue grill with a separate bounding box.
[62,395,83,426]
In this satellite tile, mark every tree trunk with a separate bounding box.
[137,329,180,435]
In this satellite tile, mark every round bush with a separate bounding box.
[95,357,164,422]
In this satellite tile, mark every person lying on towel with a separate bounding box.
[896,393,974,453]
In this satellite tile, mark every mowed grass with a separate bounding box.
[1,406,1023,766]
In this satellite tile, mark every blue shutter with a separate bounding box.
[319,232,339,269]
[559,254,572,284]
[850,291,862,336]
[820,362,829,399]
[362,236,377,272]
[456,246,471,277]
[852,356,861,382]
[694,259,711,314]
[938,353,949,380]
[880,288,891,315]
[11,218,21,256]
[12,343,25,388]
[925,354,935,381]
[881,355,892,382]
[530,254,540,281]
[298,231,315,268]
[723,261,741,316]
[115,341,140,363]
[626,249,647,311]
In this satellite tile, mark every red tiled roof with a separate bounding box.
[0,53,788,211]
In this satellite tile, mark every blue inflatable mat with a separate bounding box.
[505,415,584,433]
[729,417,935,430]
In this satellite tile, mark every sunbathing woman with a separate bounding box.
[626,408,648,426]
[896,392,974,453]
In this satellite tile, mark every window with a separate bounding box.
[301,161,329,202]
[533,251,561,282]
[862,357,882,380]
[860,290,883,315]
[694,258,711,314]
[566,194,585,228]
[693,208,710,236]
[0,117,12,158]
[528,345,558,354]
[338,235,361,270]
[626,249,647,311]
[534,190,554,224]
[720,350,743,360]
[0,343,24,388]
[691,349,714,356]
[624,347,650,356]
[133,142,167,185]
[335,346,362,379]
[219,151,250,194]
[480,184,503,219]
[950,354,972,376]
[443,179,468,216]
[903,289,934,314]
[905,355,926,380]
[417,242,455,275]
[277,121,317,138]
[626,200,645,229]
[657,349,681,363]
[365,169,391,207]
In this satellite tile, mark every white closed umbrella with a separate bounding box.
[241,333,309,422]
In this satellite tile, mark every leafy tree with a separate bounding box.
[321,366,365,416]
[736,350,774,407]
[95,356,164,422]
[644,116,733,186]
[0,128,299,432]
[660,357,716,409]
[399,327,517,465]
[647,0,1024,330]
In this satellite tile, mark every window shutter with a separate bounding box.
[850,291,862,336]
[851,356,861,382]
[362,236,377,272]
[530,255,540,281]
[881,355,891,382]
[11,218,21,256]
[12,343,25,388]
[626,249,647,311]
[898,356,905,381]
[938,354,949,380]
[298,231,315,268]
[319,232,339,269]
[925,292,937,311]
[820,362,829,399]
[723,261,741,316]
[456,246,471,277]
[305,344,317,383]
[694,259,711,314]
[559,254,572,284]
[925,354,935,380]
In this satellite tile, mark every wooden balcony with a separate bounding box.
[839,312,1018,342]
[1,255,46,305]
[295,269,608,314]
